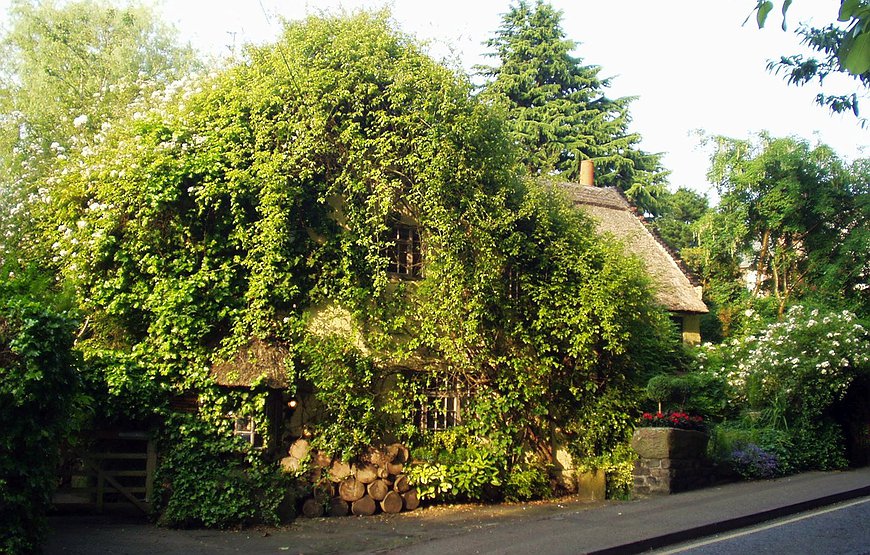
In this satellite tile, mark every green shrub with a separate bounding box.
[504,463,551,502]
[0,290,79,554]
[645,371,729,419]
[154,417,295,528]
[698,305,867,472]
[406,445,504,503]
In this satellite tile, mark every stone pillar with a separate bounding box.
[631,428,711,495]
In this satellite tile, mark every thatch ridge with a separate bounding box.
[559,182,708,314]
[210,338,291,388]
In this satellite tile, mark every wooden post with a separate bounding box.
[145,439,156,504]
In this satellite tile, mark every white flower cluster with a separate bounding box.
[694,305,868,410]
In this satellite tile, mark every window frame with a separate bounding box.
[385,223,423,278]
[418,388,463,432]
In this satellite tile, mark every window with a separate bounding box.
[232,415,263,448]
[418,389,463,432]
[386,224,422,277]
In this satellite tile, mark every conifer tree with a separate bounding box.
[477,0,666,214]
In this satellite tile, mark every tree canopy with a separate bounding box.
[693,133,869,317]
[476,0,667,215]
[0,0,198,267]
[751,0,870,121]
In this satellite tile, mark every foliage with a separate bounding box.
[476,0,667,215]
[504,463,551,502]
[22,6,682,514]
[407,442,505,502]
[576,442,637,500]
[638,411,706,432]
[650,187,710,254]
[645,371,730,420]
[154,416,295,528]
[0,0,199,267]
[700,133,869,318]
[708,421,794,475]
[0,283,79,554]
[697,304,867,472]
[751,0,870,121]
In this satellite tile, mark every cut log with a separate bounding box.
[402,489,420,511]
[380,490,403,514]
[312,450,332,468]
[386,461,403,476]
[354,463,378,484]
[393,474,410,493]
[367,479,389,501]
[328,460,352,482]
[351,494,377,516]
[361,446,390,468]
[280,455,302,473]
[397,443,411,464]
[312,483,333,502]
[338,477,366,502]
[289,438,311,459]
[302,498,324,518]
[329,497,350,517]
[384,443,400,462]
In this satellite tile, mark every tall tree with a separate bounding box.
[650,187,710,254]
[704,133,868,316]
[0,0,198,267]
[477,0,667,214]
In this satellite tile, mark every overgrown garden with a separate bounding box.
[0,0,868,552]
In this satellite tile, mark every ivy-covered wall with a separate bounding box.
[42,11,684,515]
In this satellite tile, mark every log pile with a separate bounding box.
[283,440,420,517]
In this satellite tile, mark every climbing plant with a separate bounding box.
[41,10,679,516]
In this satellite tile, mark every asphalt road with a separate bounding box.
[652,497,870,555]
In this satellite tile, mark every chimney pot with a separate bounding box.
[579,159,594,186]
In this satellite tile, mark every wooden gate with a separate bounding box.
[53,431,156,514]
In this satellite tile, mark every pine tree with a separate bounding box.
[477,0,666,214]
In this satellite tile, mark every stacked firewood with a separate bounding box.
[283,440,420,517]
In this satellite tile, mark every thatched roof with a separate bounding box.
[210,338,291,388]
[560,183,708,314]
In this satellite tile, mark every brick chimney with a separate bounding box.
[579,159,594,186]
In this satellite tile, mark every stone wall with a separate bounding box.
[631,428,712,495]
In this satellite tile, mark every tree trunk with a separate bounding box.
[288,438,310,459]
[402,489,420,511]
[328,460,352,482]
[386,461,404,476]
[754,228,771,297]
[367,479,390,501]
[393,474,410,493]
[302,498,324,518]
[329,496,350,517]
[354,463,378,484]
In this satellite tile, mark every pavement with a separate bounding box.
[44,466,870,555]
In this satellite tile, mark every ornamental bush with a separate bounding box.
[0,283,79,554]
[698,304,868,472]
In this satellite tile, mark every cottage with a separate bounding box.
[560,161,708,345]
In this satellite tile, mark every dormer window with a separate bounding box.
[386,224,422,277]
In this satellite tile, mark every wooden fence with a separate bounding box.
[53,431,156,515]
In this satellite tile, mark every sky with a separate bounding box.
[4,0,868,200]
